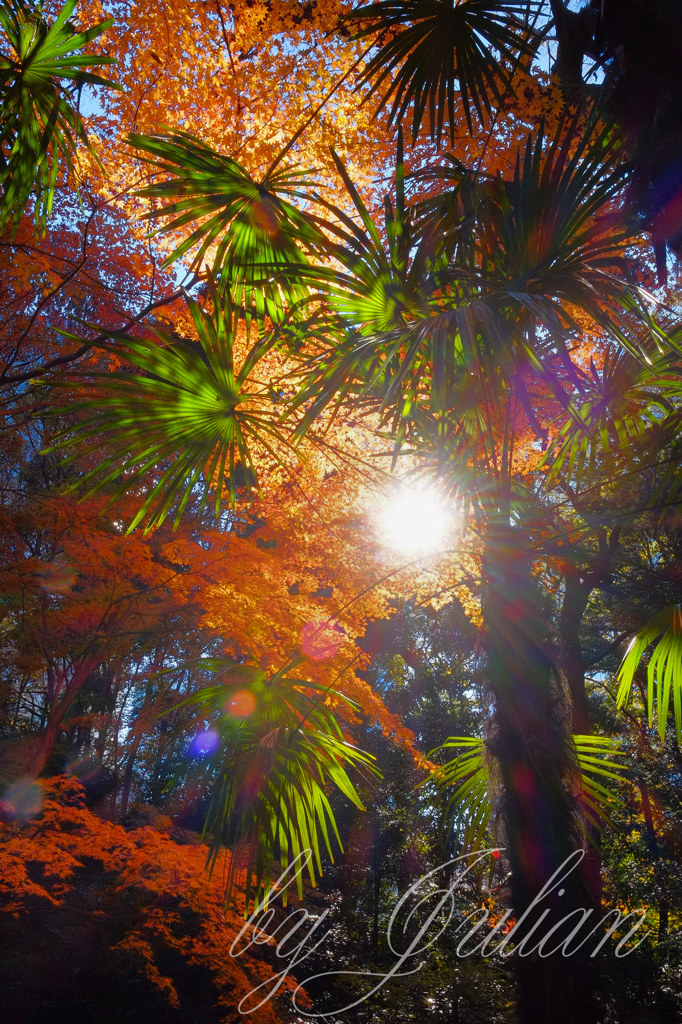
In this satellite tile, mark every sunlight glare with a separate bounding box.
[378,486,450,556]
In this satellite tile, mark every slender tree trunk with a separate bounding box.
[119,731,144,819]
[25,656,102,779]
[558,527,621,737]
[559,570,591,735]
[559,571,603,904]
[119,668,161,819]
[482,522,599,1024]
[557,527,621,907]
[372,860,381,952]
[26,606,132,781]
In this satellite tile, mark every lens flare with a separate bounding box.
[301,620,345,661]
[377,485,450,556]
[2,779,43,820]
[39,563,76,593]
[189,728,220,757]
[226,689,257,718]
[66,752,101,782]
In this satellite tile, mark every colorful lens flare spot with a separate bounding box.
[38,563,76,592]
[301,620,344,661]
[226,689,257,718]
[66,752,101,782]
[189,728,220,757]
[2,779,43,820]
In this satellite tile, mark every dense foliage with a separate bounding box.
[2,1,682,1022]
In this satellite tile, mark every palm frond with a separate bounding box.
[541,349,682,491]
[177,656,377,912]
[573,734,628,831]
[346,0,539,142]
[429,734,627,850]
[0,0,120,235]
[44,288,290,532]
[129,128,325,319]
[288,119,672,494]
[617,605,682,742]
[428,736,492,851]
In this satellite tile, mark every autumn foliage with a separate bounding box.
[0,774,301,1022]
[3,1,682,1022]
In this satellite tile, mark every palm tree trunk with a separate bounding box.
[482,521,599,1024]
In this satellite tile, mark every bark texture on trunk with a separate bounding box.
[559,569,591,735]
[482,523,599,1024]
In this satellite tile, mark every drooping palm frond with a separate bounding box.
[541,349,682,491]
[44,289,290,532]
[617,605,682,742]
[429,733,627,851]
[129,129,325,320]
[177,656,377,911]
[573,734,628,832]
[346,0,539,143]
[0,0,119,235]
[428,736,492,851]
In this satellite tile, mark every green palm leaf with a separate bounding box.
[0,0,120,235]
[573,734,628,832]
[178,656,377,911]
[129,128,325,320]
[289,117,673,495]
[288,137,470,452]
[346,0,539,142]
[617,605,682,742]
[541,349,682,491]
[44,288,290,532]
[428,736,492,851]
[430,734,627,850]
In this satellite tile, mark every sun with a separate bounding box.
[377,485,451,556]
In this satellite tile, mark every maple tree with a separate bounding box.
[0,775,301,1022]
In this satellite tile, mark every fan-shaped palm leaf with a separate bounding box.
[290,118,672,494]
[0,0,120,235]
[346,0,539,142]
[617,604,682,742]
[542,348,682,491]
[178,656,377,910]
[288,137,477,452]
[45,289,289,532]
[129,128,325,321]
[429,734,627,850]
[573,734,628,831]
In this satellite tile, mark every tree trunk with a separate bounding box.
[25,656,102,780]
[482,522,599,1024]
[559,570,603,904]
[557,528,621,907]
[559,570,591,735]
[119,672,160,819]
[371,862,381,952]
[549,0,600,100]
[119,732,144,819]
